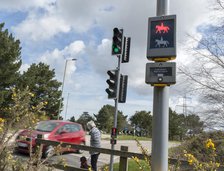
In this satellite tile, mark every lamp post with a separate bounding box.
[65,93,70,120]
[57,58,77,120]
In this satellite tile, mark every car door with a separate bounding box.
[54,124,71,143]
[69,124,82,144]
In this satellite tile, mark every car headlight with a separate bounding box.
[43,134,50,139]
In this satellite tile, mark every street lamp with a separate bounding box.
[57,58,77,120]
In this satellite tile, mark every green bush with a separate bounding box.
[169,131,224,163]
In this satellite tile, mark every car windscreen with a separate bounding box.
[35,122,60,132]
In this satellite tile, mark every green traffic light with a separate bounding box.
[113,47,119,53]
[112,44,119,53]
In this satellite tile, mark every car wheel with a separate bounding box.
[13,147,19,154]
[77,142,85,154]
[43,146,54,158]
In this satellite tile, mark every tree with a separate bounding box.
[117,111,128,132]
[76,112,94,130]
[94,104,127,133]
[0,23,22,118]
[169,108,186,140]
[19,62,62,119]
[169,108,204,140]
[69,116,76,122]
[179,1,224,129]
[129,111,152,137]
[185,114,204,135]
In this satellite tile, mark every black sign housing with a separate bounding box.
[147,15,176,61]
[145,62,176,85]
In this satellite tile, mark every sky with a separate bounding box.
[0,0,216,120]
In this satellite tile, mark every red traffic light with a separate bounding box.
[111,127,117,137]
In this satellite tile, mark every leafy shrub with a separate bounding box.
[0,87,57,171]
[169,131,224,163]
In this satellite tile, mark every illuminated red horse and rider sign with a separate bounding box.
[147,15,176,60]
[149,19,175,49]
[154,23,170,48]
[155,22,170,33]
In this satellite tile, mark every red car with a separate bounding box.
[15,120,86,157]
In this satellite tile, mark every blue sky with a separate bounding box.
[0,0,214,120]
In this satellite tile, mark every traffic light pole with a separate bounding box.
[151,0,169,171]
[109,55,121,171]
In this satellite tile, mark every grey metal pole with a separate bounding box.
[157,0,169,16]
[151,0,170,171]
[151,87,169,171]
[58,60,68,120]
[57,58,77,120]
[109,55,121,171]
[65,93,70,120]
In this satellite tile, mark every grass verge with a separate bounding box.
[102,135,151,141]
[103,159,150,171]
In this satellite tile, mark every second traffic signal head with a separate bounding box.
[106,70,118,99]
[112,28,123,55]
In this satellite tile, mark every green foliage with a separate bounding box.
[69,116,76,122]
[169,131,224,163]
[169,109,186,140]
[129,111,152,137]
[111,160,150,171]
[94,105,113,132]
[169,108,204,141]
[102,135,150,141]
[0,23,22,117]
[185,114,204,135]
[0,87,48,171]
[76,112,94,130]
[19,62,62,119]
[94,104,127,133]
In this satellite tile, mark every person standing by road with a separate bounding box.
[87,120,101,171]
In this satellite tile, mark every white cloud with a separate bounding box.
[1,0,218,117]
[64,41,85,56]
[0,0,56,11]
[13,13,71,41]
[19,63,30,73]
[9,0,212,47]
[38,40,85,80]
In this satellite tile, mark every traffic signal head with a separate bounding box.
[106,70,118,99]
[147,15,176,61]
[111,127,117,138]
[112,28,123,55]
